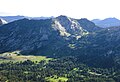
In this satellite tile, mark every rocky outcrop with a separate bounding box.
[0,18,7,25]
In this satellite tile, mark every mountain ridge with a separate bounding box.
[92,17,120,28]
[0,15,100,55]
[0,15,54,23]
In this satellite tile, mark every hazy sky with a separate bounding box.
[0,0,120,20]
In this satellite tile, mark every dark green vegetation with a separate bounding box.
[1,57,120,82]
[1,15,120,82]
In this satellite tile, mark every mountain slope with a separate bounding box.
[78,18,100,32]
[55,26,120,68]
[0,18,66,55]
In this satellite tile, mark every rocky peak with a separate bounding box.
[53,16,89,38]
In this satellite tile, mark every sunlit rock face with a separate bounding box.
[0,18,7,25]
[52,15,100,39]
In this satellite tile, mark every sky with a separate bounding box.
[0,0,120,20]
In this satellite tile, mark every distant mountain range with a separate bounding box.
[1,15,120,28]
[0,16,54,22]
[0,16,25,22]
[92,18,120,28]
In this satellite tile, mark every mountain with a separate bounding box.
[31,16,54,20]
[0,16,54,22]
[91,19,101,23]
[0,16,25,22]
[1,15,120,82]
[1,15,120,68]
[0,18,7,25]
[92,18,120,28]
[0,15,100,55]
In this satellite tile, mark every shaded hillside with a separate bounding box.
[56,26,120,68]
